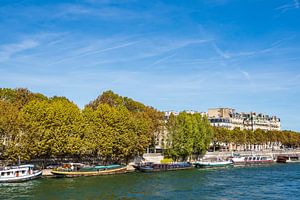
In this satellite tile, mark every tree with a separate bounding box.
[86,90,164,133]
[11,98,84,160]
[166,112,214,160]
[83,104,151,163]
[0,88,47,110]
[0,101,21,158]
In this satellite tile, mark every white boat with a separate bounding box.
[0,164,42,183]
[194,160,233,168]
[231,155,274,165]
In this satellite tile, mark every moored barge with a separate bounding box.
[276,154,300,163]
[231,155,274,165]
[51,163,127,177]
[134,162,193,172]
[194,160,233,168]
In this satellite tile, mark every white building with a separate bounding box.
[207,108,281,131]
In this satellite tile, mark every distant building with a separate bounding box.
[164,110,207,120]
[158,108,282,152]
[208,108,281,131]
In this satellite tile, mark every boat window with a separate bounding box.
[22,170,26,174]
[1,172,4,176]
[7,172,10,175]
[249,157,252,160]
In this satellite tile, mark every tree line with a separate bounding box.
[1,88,300,163]
[212,127,300,151]
[0,88,163,163]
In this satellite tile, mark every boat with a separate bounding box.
[276,154,300,163]
[231,155,274,165]
[51,163,127,177]
[134,162,193,172]
[0,164,42,183]
[194,160,233,168]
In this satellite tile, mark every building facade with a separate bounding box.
[155,108,282,153]
[207,108,281,131]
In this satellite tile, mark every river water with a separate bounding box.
[1,163,299,200]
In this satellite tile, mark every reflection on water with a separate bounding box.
[0,163,300,200]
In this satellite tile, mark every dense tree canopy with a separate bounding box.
[165,112,214,160]
[86,91,163,128]
[83,104,151,163]
[86,90,164,149]
[0,88,161,163]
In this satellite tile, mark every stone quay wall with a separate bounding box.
[203,149,300,160]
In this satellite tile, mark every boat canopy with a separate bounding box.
[18,164,34,168]
[94,164,121,169]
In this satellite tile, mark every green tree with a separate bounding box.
[12,98,84,160]
[83,104,151,163]
[0,101,21,159]
[166,112,214,160]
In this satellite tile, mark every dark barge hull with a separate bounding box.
[135,163,193,172]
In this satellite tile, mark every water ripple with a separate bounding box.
[0,164,300,200]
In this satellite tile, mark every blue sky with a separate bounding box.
[0,0,300,131]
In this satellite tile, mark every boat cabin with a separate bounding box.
[0,165,34,178]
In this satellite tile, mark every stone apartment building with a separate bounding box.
[154,108,281,152]
[208,108,281,131]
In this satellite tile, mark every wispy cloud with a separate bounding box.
[210,37,293,62]
[276,0,299,12]
[295,0,299,8]
[212,43,230,59]
[0,39,39,62]
[49,39,141,65]
[147,53,176,68]
[241,70,251,81]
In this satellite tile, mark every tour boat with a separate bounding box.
[0,164,42,183]
[134,162,193,172]
[231,155,274,165]
[276,155,300,163]
[194,160,233,168]
[51,163,127,177]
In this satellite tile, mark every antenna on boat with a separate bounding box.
[18,156,21,166]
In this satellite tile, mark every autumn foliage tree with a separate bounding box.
[0,88,162,163]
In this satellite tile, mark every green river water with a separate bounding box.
[0,163,299,200]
